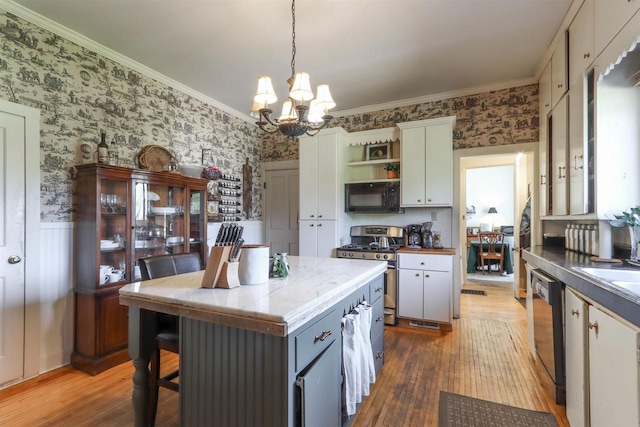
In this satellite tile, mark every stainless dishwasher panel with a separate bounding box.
[295,341,341,427]
[531,268,565,405]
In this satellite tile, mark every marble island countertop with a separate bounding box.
[119,256,387,337]
[523,246,640,328]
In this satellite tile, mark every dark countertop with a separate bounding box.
[523,246,640,329]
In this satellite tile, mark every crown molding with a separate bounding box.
[0,0,255,124]
[332,76,537,118]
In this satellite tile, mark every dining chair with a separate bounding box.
[477,232,505,275]
[138,252,202,426]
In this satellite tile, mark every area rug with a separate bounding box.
[438,391,559,427]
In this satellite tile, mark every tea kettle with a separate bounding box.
[379,236,389,248]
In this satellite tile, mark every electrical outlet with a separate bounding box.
[431,211,437,221]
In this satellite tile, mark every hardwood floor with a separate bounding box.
[0,282,568,426]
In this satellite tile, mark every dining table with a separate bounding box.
[467,241,514,274]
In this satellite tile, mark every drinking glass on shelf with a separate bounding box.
[100,194,108,213]
[106,194,119,213]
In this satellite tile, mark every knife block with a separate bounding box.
[201,246,241,288]
[216,260,241,289]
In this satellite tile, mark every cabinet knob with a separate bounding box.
[374,286,384,293]
[571,309,580,317]
[376,315,384,323]
[420,262,425,265]
[588,321,599,333]
[318,223,323,227]
[8,255,21,264]
[540,174,546,185]
[415,273,420,277]
[558,166,566,179]
[583,52,590,59]
[375,351,384,359]
[309,223,314,227]
[425,274,430,278]
[318,214,322,218]
[557,83,563,89]
[427,198,432,202]
[545,103,550,107]
[417,199,422,203]
[310,214,315,218]
[574,154,584,170]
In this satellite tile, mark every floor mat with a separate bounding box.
[438,391,559,427]
[461,289,487,295]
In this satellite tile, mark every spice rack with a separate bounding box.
[207,174,243,222]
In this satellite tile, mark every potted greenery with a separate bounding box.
[384,163,400,179]
[609,204,640,261]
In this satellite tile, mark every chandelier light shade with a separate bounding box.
[253,0,336,138]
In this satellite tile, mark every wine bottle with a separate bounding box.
[108,137,119,166]
[97,130,108,164]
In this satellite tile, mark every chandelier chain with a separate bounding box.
[290,0,296,78]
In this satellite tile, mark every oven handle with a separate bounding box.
[386,264,396,269]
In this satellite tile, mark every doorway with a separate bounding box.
[262,160,299,255]
[0,100,41,388]
[453,143,536,318]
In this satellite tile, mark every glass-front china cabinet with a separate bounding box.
[73,163,207,374]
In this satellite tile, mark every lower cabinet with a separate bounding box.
[565,287,640,427]
[72,287,130,375]
[397,253,452,324]
[180,274,384,427]
[299,219,337,257]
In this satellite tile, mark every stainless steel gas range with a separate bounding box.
[336,225,404,325]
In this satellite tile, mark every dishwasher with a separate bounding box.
[531,268,565,405]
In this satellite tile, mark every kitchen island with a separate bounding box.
[119,256,387,427]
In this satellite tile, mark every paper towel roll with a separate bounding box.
[238,244,269,285]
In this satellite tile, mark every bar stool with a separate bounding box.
[138,253,202,426]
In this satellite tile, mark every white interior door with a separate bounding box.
[0,111,26,386]
[265,168,299,255]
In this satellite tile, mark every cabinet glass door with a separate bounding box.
[189,190,206,262]
[132,181,186,280]
[98,178,128,286]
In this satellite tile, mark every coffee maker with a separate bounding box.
[406,224,422,248]
[421,222,433,249]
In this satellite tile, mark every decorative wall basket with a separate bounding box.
[138,145,176,171]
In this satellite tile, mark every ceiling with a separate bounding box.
[9,0,573,119]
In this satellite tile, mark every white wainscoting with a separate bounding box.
[39,222,74,373]
[207,220,265,252]
[34,220,265,375]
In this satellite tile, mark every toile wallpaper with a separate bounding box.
[0,9,262,222]
[1,6,539,223]
[261,84,539,161]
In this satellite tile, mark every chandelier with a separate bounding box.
[251,0,336,138]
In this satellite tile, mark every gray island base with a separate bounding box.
[119,256,387,427]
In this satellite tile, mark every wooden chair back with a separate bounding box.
[477,232,505,274]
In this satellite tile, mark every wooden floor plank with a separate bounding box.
[0,281,568,426]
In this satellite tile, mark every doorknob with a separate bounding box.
[8,255,22,264]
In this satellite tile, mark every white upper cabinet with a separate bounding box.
[551,32,568,109]
[569,0,594,89]
[299,128,347,220]
[551,96,568,216]
[398,116,455,207]
[539,61,552,217]
[595,0,640,57]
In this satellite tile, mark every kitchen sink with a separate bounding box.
[576,267,640,297]
[576,267,640,283]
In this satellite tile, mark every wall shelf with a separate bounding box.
[346,158,400,167]
[345,178,400,184]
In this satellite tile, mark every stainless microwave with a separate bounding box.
[345,182,404,214]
